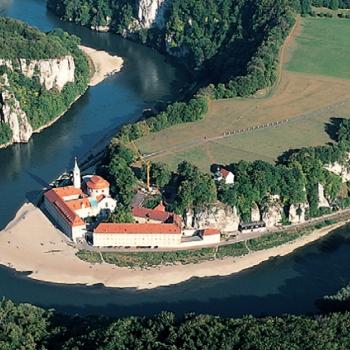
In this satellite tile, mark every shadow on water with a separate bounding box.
[0,225,349,318]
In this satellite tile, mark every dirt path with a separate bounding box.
[267,16,302,97]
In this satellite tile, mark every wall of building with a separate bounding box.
[44,197,86,242]
[98,197,116,213]
[180,234,221,248]
[88,187,110,198]
[72,225,88,243]
[44,198,74,239]
[93,233,181,248]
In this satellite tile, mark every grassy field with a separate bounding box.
[136,18,350,172]
[286,18,350,80]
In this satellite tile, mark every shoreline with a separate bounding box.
[0,45,124,150]
[0,203,348,290]
[78,45,123,87]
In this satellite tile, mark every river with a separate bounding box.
[0,0,350,319]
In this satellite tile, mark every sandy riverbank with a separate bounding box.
[79,45,124,86]
[0,203,348,290]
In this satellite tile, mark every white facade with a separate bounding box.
[44,196,86,241]
[89,187,110,198]
[180,234,221,248]
[223,172,235,185]
[93,232,181,248]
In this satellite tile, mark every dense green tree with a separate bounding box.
[0,299,50,350]
[108,204,134,223]
[149,162,172,188]
[4,297,350,349]
[107,155,137,205]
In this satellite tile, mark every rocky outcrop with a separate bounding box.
[325,159,350,183]
[261,195,283,228]
[90,17,111,32]
[317,183,330,208]
[185,205,240,233]
[251,202,261,222]
[0,55,76,145]
[137,0,170,29]
[0,55,75,91]
[289,203,308,224]
[0,76,32,143]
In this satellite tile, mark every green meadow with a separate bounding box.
[286,18,350,79]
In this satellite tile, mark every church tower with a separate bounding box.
[73,157,81,189]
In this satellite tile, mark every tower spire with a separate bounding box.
[73,157,81,189]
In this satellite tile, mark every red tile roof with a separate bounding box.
[132,207,172,223]
[96,194,105,202]
[202,228,221,236]
[86,175,110,190]
[51,186,83,198]
[220,168,231,178]
[44,189,85,227]
[66,198,91,211]
[94,223,181,234]
[154,202,166,212]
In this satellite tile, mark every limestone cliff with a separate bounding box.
[317,183,330,209]
[137,0,170,29]
[251,202,261,222]
[289,203,308,224]
[0,55,76,144]
[261,196,283,228]
[0,55,75,92]
[325,158,350,183]
[185,205,240,233]
[0,75,32,143]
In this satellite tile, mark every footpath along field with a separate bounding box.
[136,18,350,171]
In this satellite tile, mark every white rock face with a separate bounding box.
[325,160,350,183]
[0,54,75,145]
[251,202,261,222]
[289,203,308,224]
[185,205,240,233]
[317,183,330,208]
[137,0,170,28]
[0,87,33,143]
[19,56,75,91]
[90,25,110,32]
[261,196,283,228]
[0,55,75,91]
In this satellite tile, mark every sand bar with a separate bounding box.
[79,45,123,86]
[0,203,348,290]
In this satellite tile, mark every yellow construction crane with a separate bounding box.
[131,141,151,191]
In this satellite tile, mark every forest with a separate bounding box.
[0,17,70,59]
[0,18,89,140]
[2,297,350,349]
[48,0,296,95]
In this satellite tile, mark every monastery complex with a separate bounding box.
[43,159,221,248]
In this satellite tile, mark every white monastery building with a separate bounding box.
[215,167,235,185]
[93,222,182,248]
[44,158,116,242]
[93,204,221,248]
